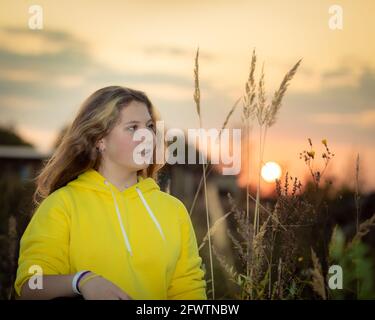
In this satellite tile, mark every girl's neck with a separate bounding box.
[97,162,138,192]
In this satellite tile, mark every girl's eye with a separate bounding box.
[126,123,154,132]
[127,125,137,132]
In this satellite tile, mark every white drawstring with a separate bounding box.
[136,187,166,242]
[104,180,166,257]
[105,181,133,256]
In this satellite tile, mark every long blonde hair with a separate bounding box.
[33,86,165,205]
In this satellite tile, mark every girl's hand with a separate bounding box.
[79,273,133,300]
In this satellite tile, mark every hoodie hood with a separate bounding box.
[68,168,165,257]
[70,168,160,199]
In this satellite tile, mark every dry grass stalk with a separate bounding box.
[198,211,233,251]
[244,53,302,239]
[227,193,252,247]
[242,49,257,122]
[194,48,201,119]
[211,244,239,280]
[265,59,302,127]
[242,49,257,281]
[193,46,215,299]
[226,228,247,266]
[256,62,266,126]
[310,248,327,299]
[350,213,375,245]
[251,218,269,289]
[247,192,287,231]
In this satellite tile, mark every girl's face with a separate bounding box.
[99,101,156,172]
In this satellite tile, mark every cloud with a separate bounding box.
[0,46,93,76]
[0,27,225,137]
[322,66,352,79]
[0,26,211,91]
[310,110,375,129]
[142,45,215,60]
[259,65,375,147]
[321,66,358,87]
[358,67,375,101]
[0,26,87,55]
[284,66,375,116]
[3,27,80,43]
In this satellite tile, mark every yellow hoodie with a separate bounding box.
[14,168,207,299]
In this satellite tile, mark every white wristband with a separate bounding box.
[72,270,90,295]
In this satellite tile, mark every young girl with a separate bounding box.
[14,86,207,300]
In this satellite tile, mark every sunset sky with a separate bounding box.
[0,0,374,192]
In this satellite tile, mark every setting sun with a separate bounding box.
[261,161,282,183]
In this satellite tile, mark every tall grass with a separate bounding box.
[193,49,375,299]
[193,47,215,299]
[193,49,301,298]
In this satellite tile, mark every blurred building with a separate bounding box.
[0,146,50,182]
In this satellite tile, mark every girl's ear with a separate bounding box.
[96,139,106,153]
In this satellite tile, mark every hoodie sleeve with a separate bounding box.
[14,190,71,297]
[167,200,207,300]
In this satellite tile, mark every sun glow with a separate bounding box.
[261,161,282,183]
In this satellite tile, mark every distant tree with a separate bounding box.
[0,126,33,147]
